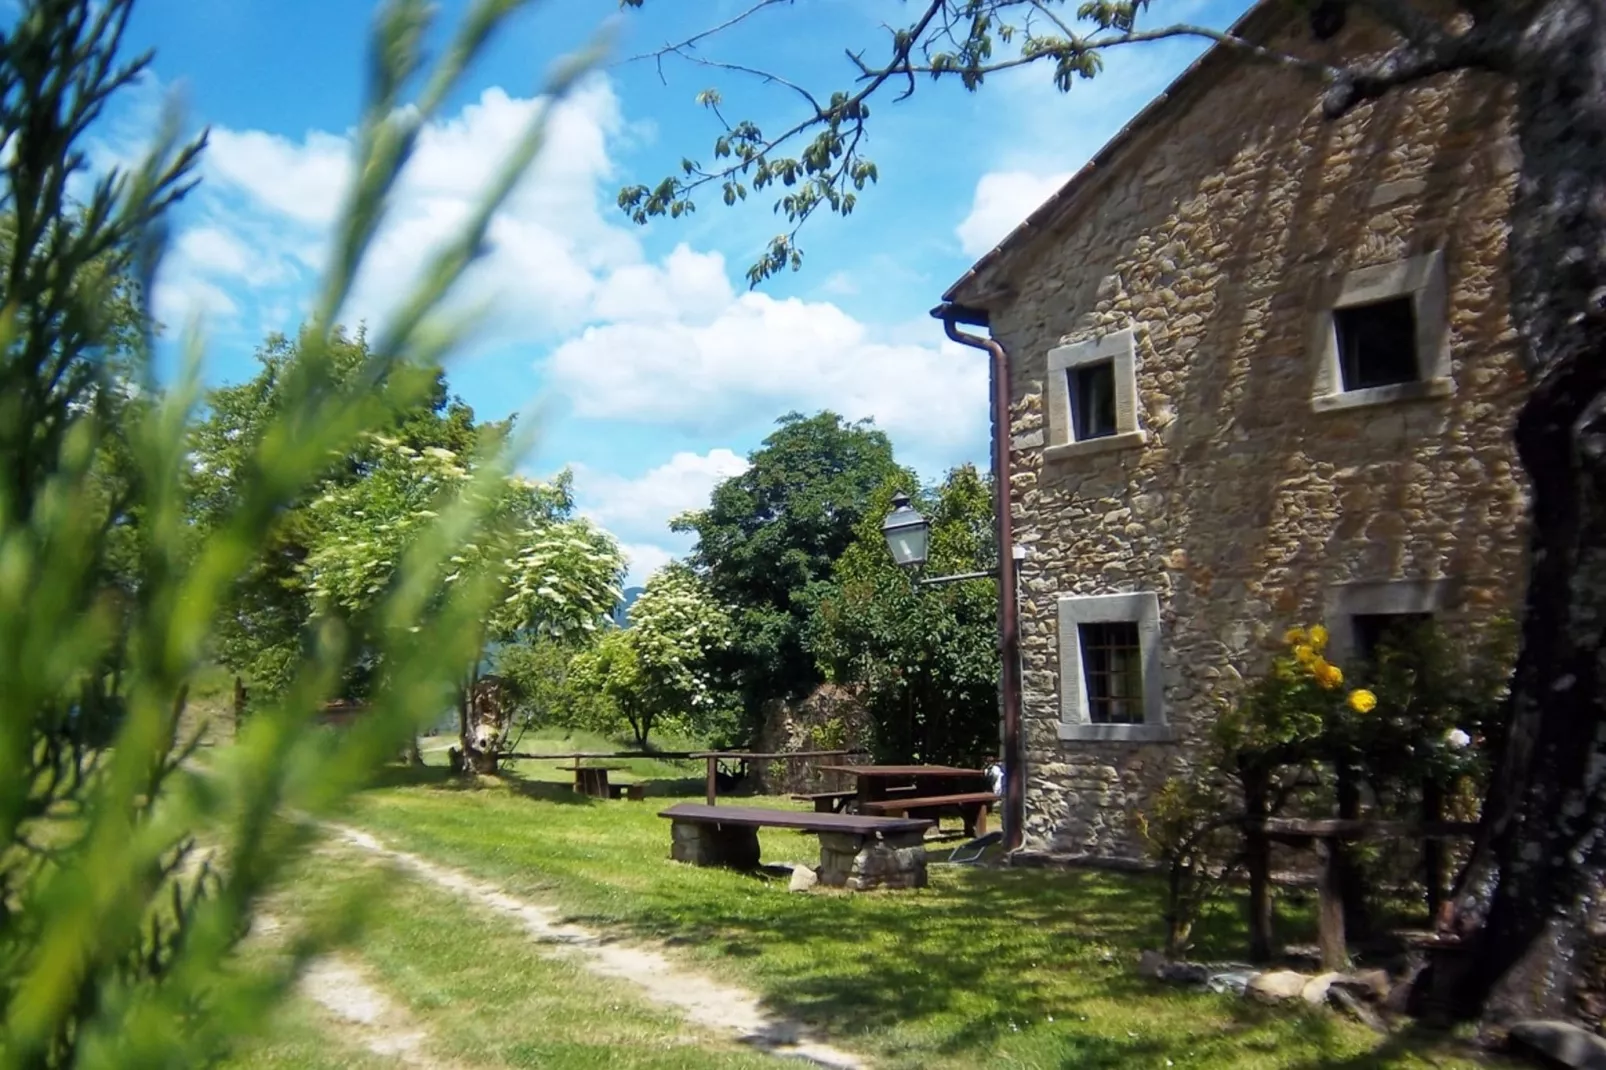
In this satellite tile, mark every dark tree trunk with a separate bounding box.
[456,668,500,775]
[1430,0,1606,1028]
[1334,762,1372,941]
[1423,778,1446,926]
[1242,765,1277,962]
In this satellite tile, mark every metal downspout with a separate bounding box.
[942,313,1025,853]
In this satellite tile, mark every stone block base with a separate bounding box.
[818,830,927,891]
[669,820,761,869]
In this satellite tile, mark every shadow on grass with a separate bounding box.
[643,776,706,798]
[545,859,1464,1066]
[366,762,601,806]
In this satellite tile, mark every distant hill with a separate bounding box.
[612,586,644,628]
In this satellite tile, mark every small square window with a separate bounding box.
[1353,612,1433,664]
[1079,621,1144,724]
[1069,362,1117,441]
[1335,297,1419,391]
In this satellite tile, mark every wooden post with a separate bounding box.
[1241,764,1276,962]
[1334,762,1371,940]
[705,755,717,805]
[1316,836,1348,971]
[1422,778,1445,924]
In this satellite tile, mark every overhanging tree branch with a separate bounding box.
[617,0,1511,285]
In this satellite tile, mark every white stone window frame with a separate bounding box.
[1045,327,1147,462]
[1322,578,1456,662]
[1056,591,1173,742]
[1310,250,1456,414]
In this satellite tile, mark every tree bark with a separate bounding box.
[1430,0,1606,1027]
[1423,778,1446,926]
[1242,765,1277,962]
[456,667,500,775]
[1334,761,1372,941]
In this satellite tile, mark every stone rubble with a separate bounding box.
[787,863,820,893]
[1135,951,1403,1031]
[1506,1020,1606,1069]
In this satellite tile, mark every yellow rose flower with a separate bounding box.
[1284,627,1307,646]
[1293,644,1316,664]
[1312,660,1343,689]
[1309,624,1329,649]
[1348,689,1378,713]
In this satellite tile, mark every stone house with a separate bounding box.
[936,2,1528,861]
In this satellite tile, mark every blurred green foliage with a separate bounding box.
[0,0,607,1064]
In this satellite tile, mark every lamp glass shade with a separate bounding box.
[881,493,930,568]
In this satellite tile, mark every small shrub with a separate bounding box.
[1136,775,1242,957]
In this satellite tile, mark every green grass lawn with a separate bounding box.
[223,840,786,1070]
[328,766,1502,1070]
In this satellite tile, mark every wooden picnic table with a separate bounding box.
[818,764,996,835]
[818,764,987,801]
[555,762,628,798]
[693,749,869,804]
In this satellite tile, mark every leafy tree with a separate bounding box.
[190,329,501,700]
[300,437,623,771]
[674,411,909,735]
[569,628,651,745]
[495,631,617,738]
[805,465,1000,765]
[622,0,1606,1027]
[569,564,733,747]
[0,0,605,1062]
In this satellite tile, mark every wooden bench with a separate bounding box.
[861,791,1000,837]
[790,790,857,813]
[609,782,647,802]
[658,802,934,890]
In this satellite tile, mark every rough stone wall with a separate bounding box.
[969,17,1528,860]
[754,683,876,794]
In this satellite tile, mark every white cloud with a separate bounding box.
[820,271,860,297]
[954,170,1073,258]
[175,225,283,285]
[953,8,1222,262]
[618,542,677,588]
[574,447,749,539]
[589,244,733,324]
[205,127,350,226]
[547,248,989,459]
[159,78,638,337]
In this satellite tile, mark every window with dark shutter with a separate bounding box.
[1335,297,1419,391]
[1352,612,1433,664]
[1068,361,1117,440]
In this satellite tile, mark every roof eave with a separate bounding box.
[940,0,1289,311]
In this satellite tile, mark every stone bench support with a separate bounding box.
[670,819,761,870]
[818,830,928,891]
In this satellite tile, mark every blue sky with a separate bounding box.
[114,0,1247,584]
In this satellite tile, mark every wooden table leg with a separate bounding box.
[1317,837,1348,971]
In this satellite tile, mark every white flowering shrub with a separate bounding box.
[301,434,623,767]
[570,565,733,746]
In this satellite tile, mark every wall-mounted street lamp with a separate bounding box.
[880,492,930,570]
[881,488,1027,852]
[881,491,1022,587]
